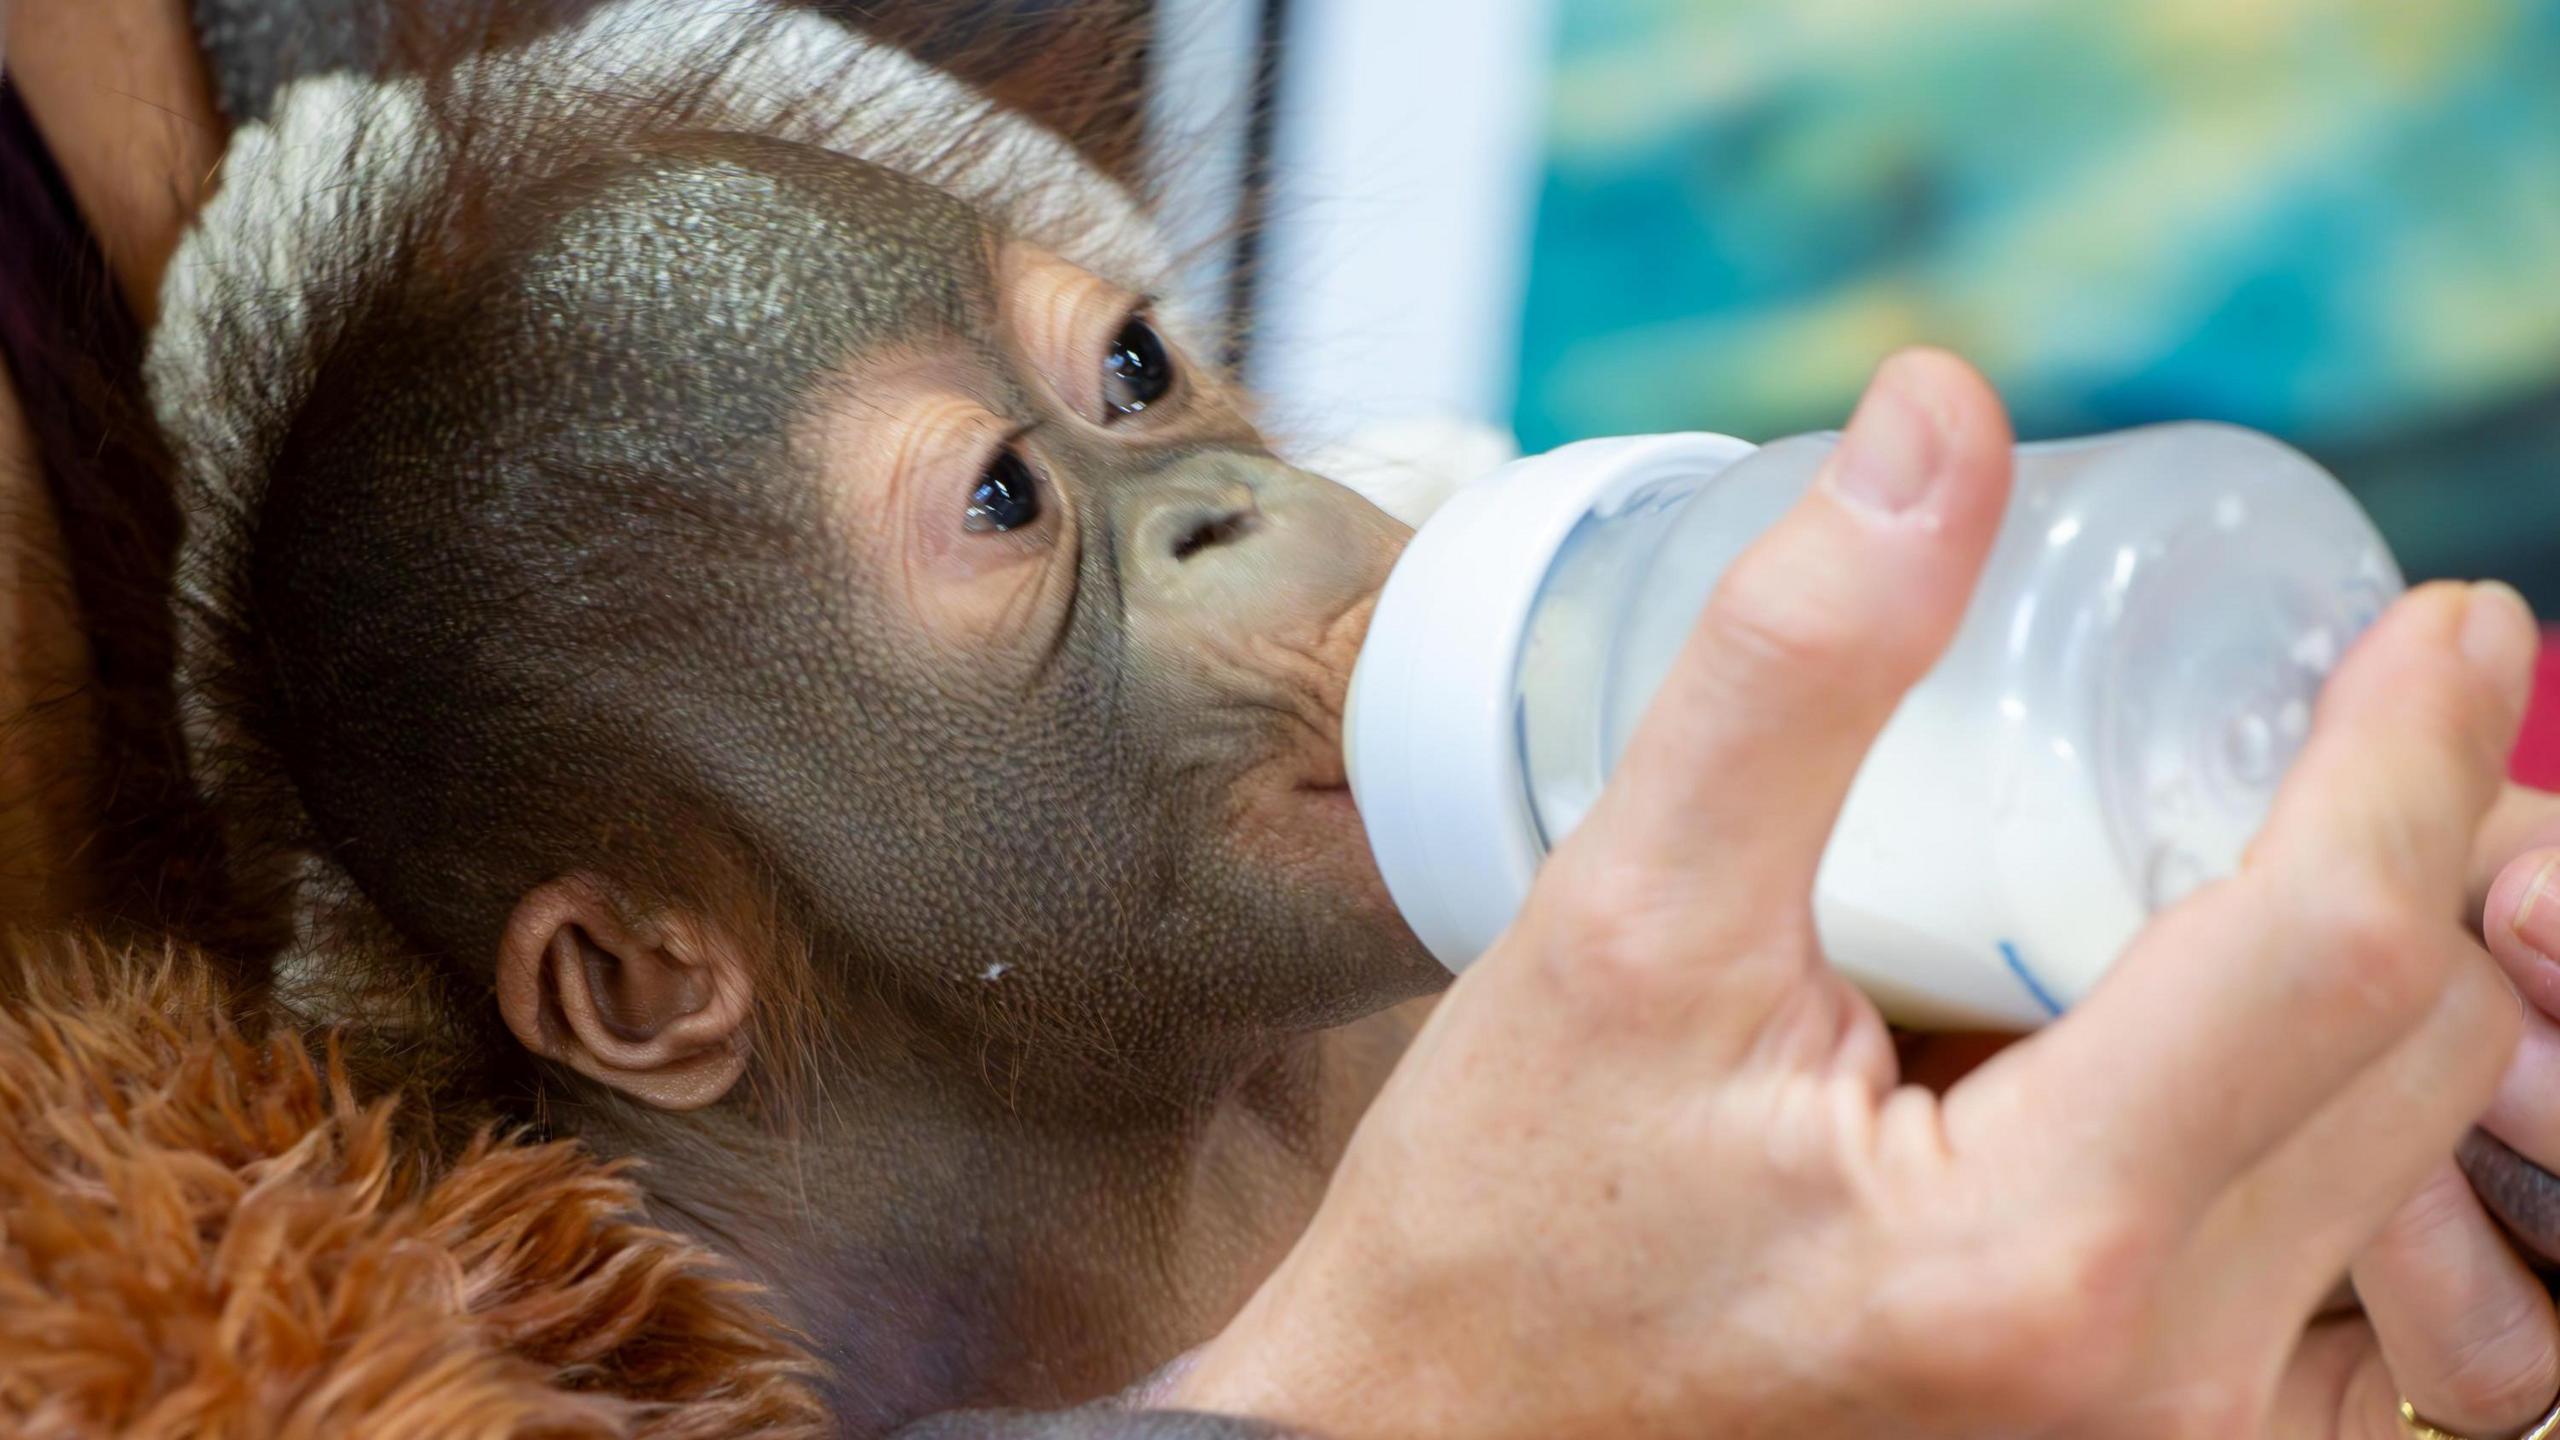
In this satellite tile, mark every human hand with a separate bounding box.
[2297,783,2560,1440]
[1171,349,2541,1439]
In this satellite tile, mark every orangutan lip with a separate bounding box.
[1296,780,1357,815]
[1292,741,1349,796]
[2461,1129,2560,1268]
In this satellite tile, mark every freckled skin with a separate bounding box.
[245,133,1442,1435]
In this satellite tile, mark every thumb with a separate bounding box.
[1567,349,2013,971]
[2484,845,2560,1016]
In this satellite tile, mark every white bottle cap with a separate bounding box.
[1347,433,1759,971]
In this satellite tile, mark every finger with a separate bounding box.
[1949,585,2537,1218]
[2482,1001,2560,1194]
[2255,581,2540,912]
[2478,848,2560,1200]
[2485,847,2560,1018]
[2129,951,2522,1430]
[2354,1160,2560,1439]
[2124,950,2516,1435]
[2273,1319,2432,1440]
[1576,347,2012,930]
[2471,785,2560,923]
[2171,939,2519,1321]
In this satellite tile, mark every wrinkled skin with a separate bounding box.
[235,130,1441,1434]
[264,135,1428,1048]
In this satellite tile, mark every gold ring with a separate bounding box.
[2401,1392,2560,1440]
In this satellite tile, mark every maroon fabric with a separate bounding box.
[2512,625,2560,790]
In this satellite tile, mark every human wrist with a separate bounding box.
[1161,1267,1410,1440]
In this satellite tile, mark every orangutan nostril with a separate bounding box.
[1171,509,1257,562]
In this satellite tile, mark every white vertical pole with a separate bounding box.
[1249,0,1557,441]
[1143,0,1268,334]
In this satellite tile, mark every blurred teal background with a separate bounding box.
[1513,0,2560,609]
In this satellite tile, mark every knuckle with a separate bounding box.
[2306,889,2443,1024]
[2430,1299,2560,1429]
[2027,1215,2158,1347]
[1865,1214,2158,1421]
[1523,854,1700,1009]
[1701,566,1871,685]
[2383,1163,2484,1249]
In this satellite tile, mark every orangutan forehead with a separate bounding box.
[493,133,1000,376]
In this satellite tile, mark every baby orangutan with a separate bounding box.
[101,1,1440,1433]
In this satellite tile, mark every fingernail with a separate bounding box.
[2514,854,2560,966]
[1823,358,1944,515]
[2462,580,2540,711]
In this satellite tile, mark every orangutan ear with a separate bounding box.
[496,874,752,1110]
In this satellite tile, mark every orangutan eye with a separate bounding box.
[965,446,1042,533]
[1102,314,1174,419]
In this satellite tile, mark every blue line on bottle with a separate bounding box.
[1998,941,2066,1019]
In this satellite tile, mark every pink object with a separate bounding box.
[2510,624,2560,788]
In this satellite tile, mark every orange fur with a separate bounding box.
[0,939,826,1438]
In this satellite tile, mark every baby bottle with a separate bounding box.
[1344,424,2403,1030]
